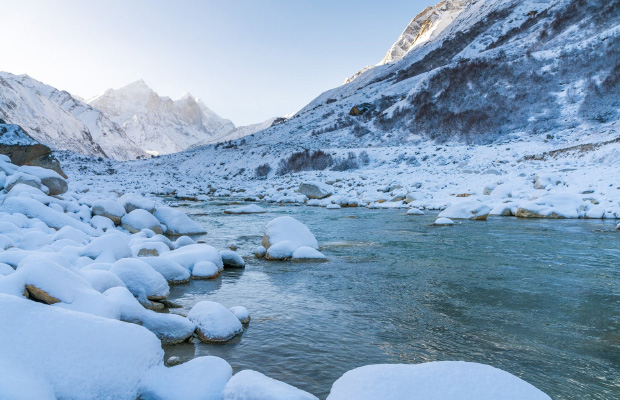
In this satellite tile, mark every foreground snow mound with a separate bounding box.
[223,370,318,400]
[0,294,163,400]
[187,300,243,342]
[326,362,550,400]
[154,206,207,235]
[438,199,492,221]
[139,356,232,400]
[224,204,267,214]
[262,216,318,250]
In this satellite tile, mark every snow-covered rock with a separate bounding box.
[434,217,454,226]
[438,199,492,220]
[326,203,342,209]
[221,250,245,268]
[262,216,318,250]
[191,261,220,280]
[291,246,328,261]
[265,240,298,261]
[82,232,132,262]
[175,235,196,248]
[229,306,251,324]
[154,206,206,235]
[139,356,232,400]
[187,300,243,342]
[109,258,169,302]
[120,193,157,213]
[297,182,332,199]
[515,194,585,219]
[224,204,267,214]
[162,243,223,271]
[17,165,67,195]
[326,362,550,400]
[121,209,163,234]
[141,257,191,284]
[92,199,126,224]
[406,208,424,215]
[5,171,44,193]
[255,246,267,258]
[223,370,318,400]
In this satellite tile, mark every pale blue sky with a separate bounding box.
[1,0,436,125]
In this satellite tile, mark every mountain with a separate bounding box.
[189,117,278,149]
[87,81,235,155]
[0,72,145,160]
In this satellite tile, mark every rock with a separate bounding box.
[121,209,163,234]
[153,206,206,236]
[25,284,60,304]
[166,356,183,367]
[349,103,373,116]
[187,301,243,342]
[191,261,220,280]
[119,193,157,213]
[92,200,126,225]
[434,217,454,226]
[406,208,424,215]
[265,240,298,260]
[221,250,245,268]
[297,182,332,199]
[438,200,491,221]
[255,246,267,258]
[262,216,318,250]
[17,165,67,195]
[229,306,251,324]
[0,123,66,177]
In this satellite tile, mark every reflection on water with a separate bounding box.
[164,201,620,400]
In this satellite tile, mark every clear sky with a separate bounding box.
[1,0,436,126]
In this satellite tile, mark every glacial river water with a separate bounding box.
[164,200,620,399]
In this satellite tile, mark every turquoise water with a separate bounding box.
[164,201,620,399]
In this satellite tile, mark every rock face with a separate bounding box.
[297,182,332,199]
[0,123,66,177]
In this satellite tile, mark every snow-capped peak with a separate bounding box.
[88,80,235,155]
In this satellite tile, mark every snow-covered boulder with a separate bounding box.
[17,165,67,195]
[515,194,585,219]
[224,204,267,214]
[82,232,132,262]
[4,171,44,193]
[229,306,251,324]
[406,208,424,215]
[297,182,332,199]
[0,294,163,400]
[109,258,169,302]
[187,300,243,342]
[121,209,163,234]
[265,240,298,260]
[191,261,220,280]
[92,199,126,225]
[438,199,492,221]
[79,269,127,293]
[255,246,267,258]
[326,362,550,400]
[120,193,157,213]
[223,370,318,400]
[434,217,454,226]
[162,243,224,271]
[326,203,341,209]
[175,235,195,249]
[154,206,206,235]
[91,215,115,232]
[262,216,318,250]
[141,257,191,285]
[139,356,232,400]
[105,286,195,344]
[291,246,328,261]
[221,250,245,268]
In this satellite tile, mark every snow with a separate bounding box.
[139,356,232,400]
[0,293,163,399]
[92,199,126,224]
[109,258,170,302]
[291,246,328,261]
[254,246,267,258]
[262,216,319,250]
[175,235,196,248]
[79,269,127,293]
[406,207,424,215]
[326,362,550,400]
[82,232,132,262]
[5,171,44,192]
[120,193,157,213]
[224,204,267,214]
[265,240,298,260]
[229,305,251,324]
[187,300,244,342]
[192,261,220,279]
[434,217,455,226]
[223,370,318,400]
[121,209,163,234]
[141,256,191,284]
[154,206,207,235]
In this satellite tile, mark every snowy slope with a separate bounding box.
[88,81,235,155]
[189,117,277,149]
[0,72,145,160]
